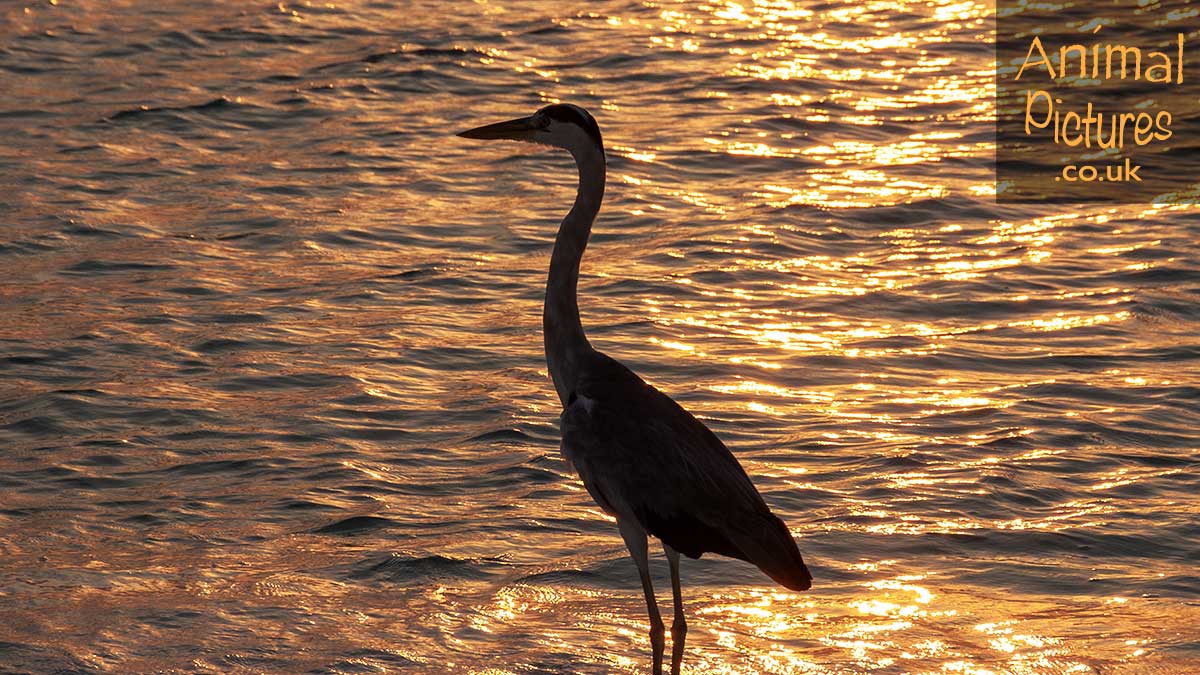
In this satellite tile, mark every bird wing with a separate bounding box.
[560,351,812,591]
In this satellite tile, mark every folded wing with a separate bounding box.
[560,351,812,591]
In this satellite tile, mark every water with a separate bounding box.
[2,1,1198,673]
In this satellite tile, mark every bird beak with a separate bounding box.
[457,115,539,142]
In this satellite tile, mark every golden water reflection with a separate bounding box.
[466,561,1196,674]
[5,0,1195,672]
[635,206,1161,398]
[597,0,996,208]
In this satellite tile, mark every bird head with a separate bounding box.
[457,103,603,157]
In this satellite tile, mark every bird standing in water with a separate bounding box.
[458,103,811,675]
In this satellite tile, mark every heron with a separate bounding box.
[458,103,812,675]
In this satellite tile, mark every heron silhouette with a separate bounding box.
[459,103,812,675]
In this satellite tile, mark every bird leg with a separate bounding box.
[619,519,665,675]
[663,543,686,675]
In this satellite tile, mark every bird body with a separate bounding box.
[459,103,811,674]
[560,349,812,592]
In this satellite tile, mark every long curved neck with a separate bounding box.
[544,143,605,405]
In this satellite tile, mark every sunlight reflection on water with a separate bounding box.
[0,0,1198,673]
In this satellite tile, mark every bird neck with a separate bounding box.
[544,142,605,405]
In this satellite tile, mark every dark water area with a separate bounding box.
[1,1,1198,673]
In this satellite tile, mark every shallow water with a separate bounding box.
[1,1,1198,673]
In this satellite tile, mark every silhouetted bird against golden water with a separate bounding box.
[458,103,812,675]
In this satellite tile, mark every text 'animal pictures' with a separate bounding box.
[995,1,1197,203]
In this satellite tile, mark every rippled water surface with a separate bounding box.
[2,1,1199,673]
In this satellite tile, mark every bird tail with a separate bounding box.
[727,513,812,591]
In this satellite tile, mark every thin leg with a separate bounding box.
[663,543,686,675]
[618,519,664,675]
